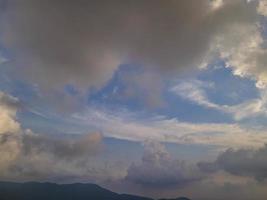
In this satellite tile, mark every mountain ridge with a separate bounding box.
[0,181,191,200]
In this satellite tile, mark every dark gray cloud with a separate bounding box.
[114,68,165,108]
[0,0,261,90]
[21,132,102,160]
[199,144,267,181]
[126,142,203,188]
[0,130,103,182]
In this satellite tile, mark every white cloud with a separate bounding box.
[202,0,267,90]
[171,80,267,121]
[126,142,202,187]
[72,106,267,149]
[217,24,267,89]
[258,0,267,16]
[171,80,219,109]
[0,92,20,134]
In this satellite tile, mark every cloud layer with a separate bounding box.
[1,0,266,90]
[73,106,267,148]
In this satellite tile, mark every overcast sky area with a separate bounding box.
[2,0,267,199]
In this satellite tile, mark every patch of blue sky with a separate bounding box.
[0,67,39,103]
[0,47,14,82]
[64,84,80,96]
[240,115,267,129]
[165,142,220,162]
[0,45,11,61]
[17,109,92,136]
[3,58,258,130]
[259,16,267,43]
[0,68,11,91]
[8,80,39,102]
[198,60,260,106]
[104,137,220,165]
[157,89,234,123]
[103,138,224,165]
[103,137,221,166]
[88,64,154,111]
[88,64,236,123]
[103,137,143,164]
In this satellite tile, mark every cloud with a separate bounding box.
[0,0,265,91]
[199,144,267,181]
[0,54,8,65]
[125,142,202,188]
[182,176,267,200]
[171,80,219,109]
[73,106,267,148]
[171,79,267,121]
[258,0,267,16]
[5,131,103,182]
[21,132,102,160]
[216,23,267,89]
[118,68,165,108]
[0,90,104,182]
[0,91,20,134]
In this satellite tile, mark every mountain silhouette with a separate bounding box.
[0,181,191,200]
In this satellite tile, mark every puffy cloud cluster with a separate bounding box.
[0,0,266,91]
[0,91,20,134]
[199,144,267,181]
[7,132,103,182]
[121,141,267,199]
[0,91,103,182]
[126,142,202,187]
[258,0,267,16]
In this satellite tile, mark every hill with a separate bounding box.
[0,181,190,200]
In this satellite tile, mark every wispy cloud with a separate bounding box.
[171,79,267,121]
[72,105,267,148]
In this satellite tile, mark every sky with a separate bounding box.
[1,0,267,199]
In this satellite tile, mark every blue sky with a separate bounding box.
[2,1,267,200]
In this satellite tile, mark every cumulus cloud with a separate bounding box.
[126,142,202,187]
[0,0,265,91]
[215,23,267,89]
[0,91,20,134]
[0,90,104,182]
[199,144,267,181]
[258,0,267,16]
[5,131,103,182]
